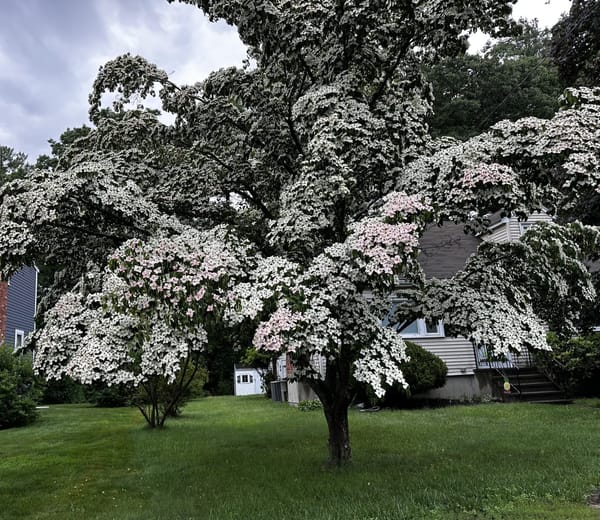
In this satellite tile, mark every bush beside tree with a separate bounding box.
[0,345,40,429]
[356,341,448,407]
[41,376,87,404]
[536,332,600,397]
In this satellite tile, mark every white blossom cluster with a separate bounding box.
[34,291,142,385]
[33,226,253,386]
[353,325,409,398]
[397,88,600,223]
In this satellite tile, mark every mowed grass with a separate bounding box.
[1,397,600,520]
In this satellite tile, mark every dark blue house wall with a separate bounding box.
[5,266,37,348]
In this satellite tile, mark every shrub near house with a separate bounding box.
[0,344,40,429]
[357,341,448,407]
[537,332,600,396]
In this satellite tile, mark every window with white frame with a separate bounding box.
[14,329,25,350]
[398,319,445,338]
[385,301,445,338]
[519,222,536,236]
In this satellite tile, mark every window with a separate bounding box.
[385,302,445,338]
[241,374,249,383]
[398,319,445,338]
[519,222,535,236]
[14,330,25,350]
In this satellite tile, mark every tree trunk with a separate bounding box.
[308,342,354,466]
[323,400,352,466]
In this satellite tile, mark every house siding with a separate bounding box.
[410,336,477,376]
[5,266,37,348]
[508,212,553,240]
[484,221,510,243]
[418,223,481,278]
[0,282,8,341]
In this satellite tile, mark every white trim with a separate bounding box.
[33,266,38,328]
[487,217,510,232]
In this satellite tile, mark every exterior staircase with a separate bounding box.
[493,368,572,404]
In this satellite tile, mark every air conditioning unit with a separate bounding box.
[270,381,282,402]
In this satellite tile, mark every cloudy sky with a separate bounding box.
[1,0,571,162]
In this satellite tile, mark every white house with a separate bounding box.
[234,365,265,396]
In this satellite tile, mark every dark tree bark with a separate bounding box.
[323,397,352,466]
[309,345,354,466]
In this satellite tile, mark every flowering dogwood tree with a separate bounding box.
[0,2,599,464]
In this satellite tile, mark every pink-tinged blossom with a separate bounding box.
[381,192,432,219]
[461,163,516,188]
[254,307,302,352]
[350,220,420,275]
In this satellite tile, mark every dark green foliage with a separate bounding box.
[382,341,447,406]
[34,126,92,171]
[0,145,31,184]
[41,376,87,404]
[84,382,132,407]
[297,399,322,411]
[203,323,254,396]
[551,0,600,87]
[427,21,562,141]
[0,345,40,429]
[401,341,448,395]
[132,360,209,425]
[536,332,600,396]
[262,370,276,398]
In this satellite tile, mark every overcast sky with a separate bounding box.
[0,0,571,162]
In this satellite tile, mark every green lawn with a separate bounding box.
[1,397,600,520]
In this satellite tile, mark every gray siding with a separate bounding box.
[507,212,553,240]
[418,223,481,278]
[410,336,477,376]
[5,266,37,348]
[484,220,510,243]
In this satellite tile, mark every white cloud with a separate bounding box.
[512,0,571,27]
[469,0,571,53]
